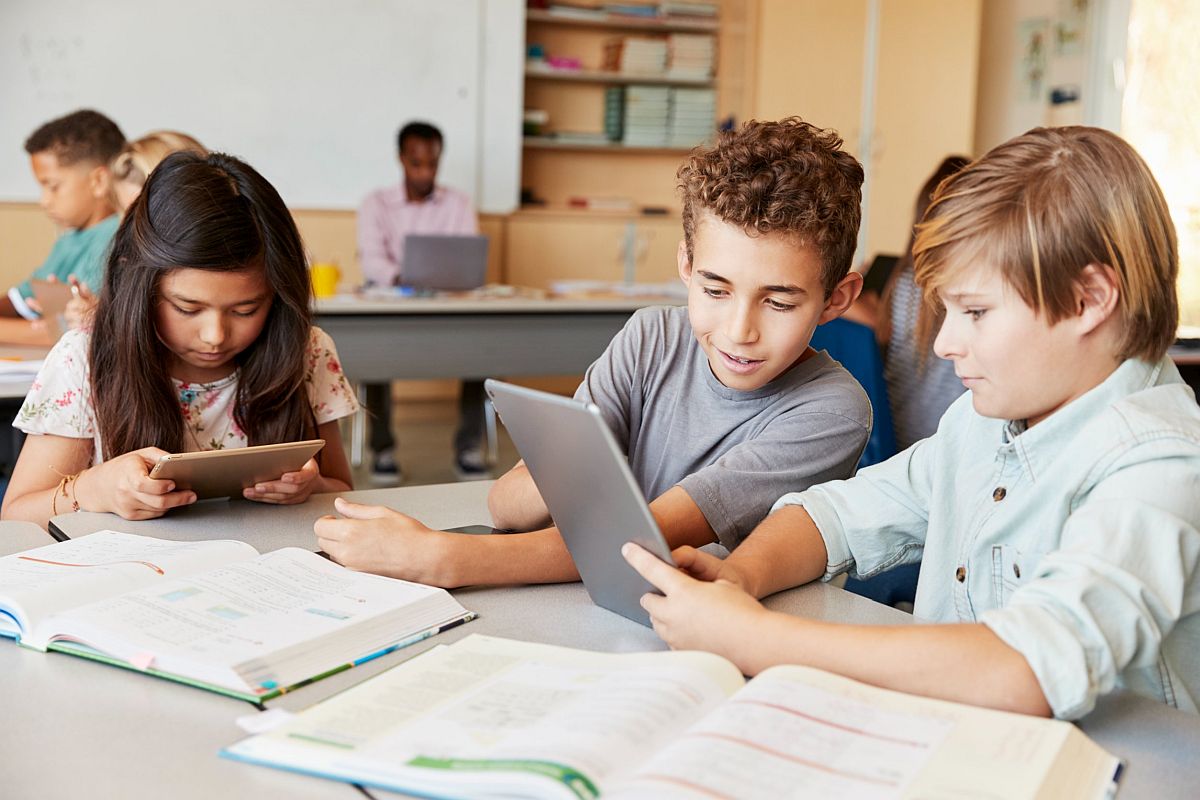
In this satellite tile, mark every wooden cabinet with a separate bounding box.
[504,208,682,290]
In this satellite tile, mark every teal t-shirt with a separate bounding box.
[18,214,119,299]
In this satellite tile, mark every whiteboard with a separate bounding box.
[0,0,523,212]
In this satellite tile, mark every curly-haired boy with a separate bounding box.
[316,117,873,587]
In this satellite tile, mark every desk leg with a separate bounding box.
[351,382,366,468]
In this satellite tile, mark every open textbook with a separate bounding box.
[0,531,474,701]
[224,634,1121,799]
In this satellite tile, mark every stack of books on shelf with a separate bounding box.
[623,84,671,146]
[669,87,715,147]
[603,36,669,76]
[661,1,719,18]
[666,32,715,79]
[603,3,659,18]
[541,2,609,22]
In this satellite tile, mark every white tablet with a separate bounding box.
[148,439,325,500]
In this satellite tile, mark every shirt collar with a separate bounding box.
[700,344,834,402]
[392,184,445,206]
[1000,356,1168,477]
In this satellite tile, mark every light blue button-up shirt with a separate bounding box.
[773,356,1200,719]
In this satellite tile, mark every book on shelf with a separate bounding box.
[603,36,669,75]
[604,86,625,140]
[224,634,1122,800]
[544,3,610,22]
[661,1,718,17]
[0,531,474,701]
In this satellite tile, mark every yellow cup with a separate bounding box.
[310,262,341,298]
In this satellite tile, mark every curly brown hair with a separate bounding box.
[677,117,864,296]
[24,109,125,166]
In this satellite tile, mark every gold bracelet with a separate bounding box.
[67,472,81,512]
[51,476,67,517]
[49,466,82,515]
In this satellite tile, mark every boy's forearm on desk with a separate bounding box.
[724,505,829,598]
[745,614,1052,716]
[444,527,580,586]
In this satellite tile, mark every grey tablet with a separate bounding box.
[148,439,325,500]
[484,379,675,626]
[401,234,489,291]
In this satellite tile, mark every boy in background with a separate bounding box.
[2,109,124,319]
[319,118,873,587]
[357,120,484,481]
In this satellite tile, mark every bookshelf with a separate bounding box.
[510,2,750,293]
[521,2,721,208]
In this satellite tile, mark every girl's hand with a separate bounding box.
[243,457,321,505]
[79,447,198,520]
[623,542,769,669]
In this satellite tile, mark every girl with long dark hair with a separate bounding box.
[4,152,356,525]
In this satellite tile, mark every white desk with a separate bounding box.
[26,484,1200,798]
[313,294,682,381]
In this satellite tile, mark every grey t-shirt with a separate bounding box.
[575,305,872,549]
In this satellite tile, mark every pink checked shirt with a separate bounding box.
[356,184,478,287]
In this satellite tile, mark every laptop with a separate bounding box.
[402,234,489,291]
[484,379,676,626]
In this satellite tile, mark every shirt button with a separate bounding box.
[993,487,1007,502]
[955,566,967,582]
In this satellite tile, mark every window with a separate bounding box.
[1121,0,1200,328]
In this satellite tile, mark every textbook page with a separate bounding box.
[612,664,1118,800]
[224,634,745,799]
[0,531,256,643]
[36,547,470,692]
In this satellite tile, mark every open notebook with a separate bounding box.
[225,634,1121,799]
[0,531,474,701]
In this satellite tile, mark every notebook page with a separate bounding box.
[38,547,462,688]
[226,634,743,797]
[0,531,256,642]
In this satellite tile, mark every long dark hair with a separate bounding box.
[90,151,316,460]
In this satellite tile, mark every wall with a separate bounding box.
[974,0,1091,154]
[752,0,980,260]
[0,0,523,212]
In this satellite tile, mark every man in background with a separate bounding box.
[357,121,486,481]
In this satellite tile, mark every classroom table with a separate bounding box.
[24,483,1200,798]
[313,293,683,382]
[314,293,683,465]
[0,320,54,470]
